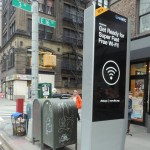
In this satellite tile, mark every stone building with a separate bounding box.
[0,0,2,47]
[0,0,86,100]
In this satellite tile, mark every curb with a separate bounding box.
[0,132,14,150]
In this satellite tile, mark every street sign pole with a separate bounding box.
[27,0,39,141]
[31,0,39,101]
[12,0,56,141]
[12,0,31,12]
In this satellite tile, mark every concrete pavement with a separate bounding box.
[0,98,150,150]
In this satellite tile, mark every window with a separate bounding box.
[64,4,84,25]
[3,32,7,45]
[130,63,147,76]
[27,50,31,67]
[2,54,7,72]
[38,0,54,15]
[10,21,16,36]
[46,0,54,15]
[10,0,16,17]
[3,11,7,27]
[45,26,53,40]
[139,0,150,33]
[28,19,53,40]
[62,53,83,71]
[39,0,45,12]
[63,28,83,46]
[8,48,15,69]
[39,24,45,39]
[3,0,7,6]
[96,0,109,8]
[28,19,32,35]
[39,24,53,40]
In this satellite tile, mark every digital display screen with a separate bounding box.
[92,6,128,122]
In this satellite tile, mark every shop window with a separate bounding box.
[139,0,150,33]
[130,63,147,75]
[130,79,144,122]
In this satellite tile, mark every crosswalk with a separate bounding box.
[0,111,13,122]
[0,117,4,122]
[0,109,27,123]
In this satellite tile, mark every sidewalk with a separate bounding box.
[0,98,150,150]
[0,98,30,106]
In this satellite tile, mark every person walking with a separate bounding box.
[72,90,82,121]
[127,92,133,135]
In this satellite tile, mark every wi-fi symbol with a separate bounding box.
[106,67,117,80]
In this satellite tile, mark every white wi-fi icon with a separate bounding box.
[106,67,117,80]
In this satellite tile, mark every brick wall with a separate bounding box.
[110,0,137,38]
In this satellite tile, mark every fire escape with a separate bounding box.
[62,0,85,88]
[70,0,83,87]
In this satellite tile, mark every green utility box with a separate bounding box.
[32,99,45,149]
[38,83,52,98]
[42,99,77,150]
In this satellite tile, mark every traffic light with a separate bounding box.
[43,54,56,67]
[39,51,56,68]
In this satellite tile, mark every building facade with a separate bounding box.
[0,0,2,47]
[109,0,150,127]
[0,0,86,100]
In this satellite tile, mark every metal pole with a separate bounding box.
[27,0,39,141]
[31,0,39,101]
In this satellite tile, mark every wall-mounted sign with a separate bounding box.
[92,6,128,122]
[6,74,31,81]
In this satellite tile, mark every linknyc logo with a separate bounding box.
[115,15,127,22]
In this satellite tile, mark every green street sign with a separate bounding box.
[12,0,31,12]
[39,17,56,28]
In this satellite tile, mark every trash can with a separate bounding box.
[11,112,27,136]
[42,99,77,150]
[32,99,45,149]
[16,98,24,113]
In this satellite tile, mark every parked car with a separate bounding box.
[52,93,62,98]
[52,93,72,99]
[60,94,72,99]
